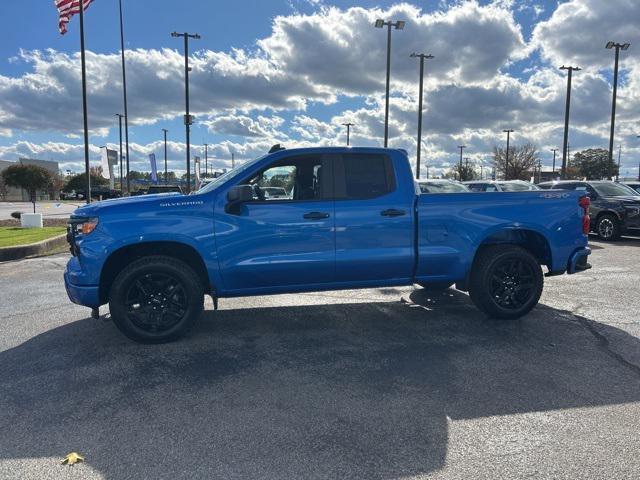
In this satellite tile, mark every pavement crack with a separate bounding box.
[570,311,640,378]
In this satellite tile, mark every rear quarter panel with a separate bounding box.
[415,190,587,283]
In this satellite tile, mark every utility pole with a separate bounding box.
[374,19,405,147]
[341,122,354,146]
[560,65,580,179]
[204,143,208,178]
[458,145,466,181]
[116,114,124,191]
[537,158,542,184]
[232,152,235,169]
[171,31,200,193]
[503,129,514,180]
[605,41,630,180]
[162,128,168,184]
[617,144,622,181]
[550,148,558,177]
[410,52,434,179]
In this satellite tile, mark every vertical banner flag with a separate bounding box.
[100,147,118,189]
[100,147,111,180]
[149,153,158,183]
[194,156,201,190]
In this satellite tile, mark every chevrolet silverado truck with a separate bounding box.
[64,147,592,343]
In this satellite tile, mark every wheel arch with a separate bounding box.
[476,228,552,269]
[99,241,210,304]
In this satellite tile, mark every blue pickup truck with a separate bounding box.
[64,147,591,343]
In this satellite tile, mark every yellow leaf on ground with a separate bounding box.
[61,452,85,465]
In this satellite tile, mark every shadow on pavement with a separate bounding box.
[0,289,639,479]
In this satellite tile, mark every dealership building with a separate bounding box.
[0,158,60,201]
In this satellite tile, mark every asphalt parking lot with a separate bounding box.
[0,237,639,479]
[0,201,81,220]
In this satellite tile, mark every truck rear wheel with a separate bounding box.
[108,256,204,343]
[468,245,543,320]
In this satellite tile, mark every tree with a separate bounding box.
[0,175,7,200]
[444,162,477,181]
[1,164,53,213]
[569,148,618,180]
[49,173,65,200]
[64,172,108,193]
[492,143,539,180]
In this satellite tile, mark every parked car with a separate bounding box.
[65,147,591,343]
[464,180,540,192]
[418,179,469,193]
[538,180,640,240]
[74,186,122,200]
[146,185,183,195]
[622,182,640,194]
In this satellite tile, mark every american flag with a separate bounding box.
[54,0,94,35]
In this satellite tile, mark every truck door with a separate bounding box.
[214,154,335,292]
[333,152,415,284]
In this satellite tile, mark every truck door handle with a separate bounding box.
[381,209,406,217]
[303,211,330,220]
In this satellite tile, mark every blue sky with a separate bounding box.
[1,0,639,177]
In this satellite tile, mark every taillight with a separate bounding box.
[579,195,590,234]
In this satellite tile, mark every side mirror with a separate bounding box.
[225,185,253,214]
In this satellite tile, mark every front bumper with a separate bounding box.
[567,247,591,274]
[64,270,100,308]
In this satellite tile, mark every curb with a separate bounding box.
[0,234,68,262]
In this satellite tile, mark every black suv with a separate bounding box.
[538,180,640,240]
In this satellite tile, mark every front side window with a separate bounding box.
[242,155,327,201]
[334,154,395,200]
[592,182,640,197]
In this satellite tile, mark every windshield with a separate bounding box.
[592,182,640,197]
[195,154,267,194]
[497,182,538,191]
[420,182,469,193]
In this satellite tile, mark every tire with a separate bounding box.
[108,255,204,343]
[468,245,543,320]
[417,281,453,292]
[595,214,621,241]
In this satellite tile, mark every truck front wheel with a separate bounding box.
[108,256,204,343]
[468,245,543,320]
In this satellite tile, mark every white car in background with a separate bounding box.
[464,180,540,192]
[418,179,470,194]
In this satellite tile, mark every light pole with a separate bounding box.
[560,65,580,179]
[232,152,235,169]
[118,0,131,195]
[605,41,630,180]
[162,128,168,184]
[550,148,558,176]
[374,18,405,148]
[115,114,124,191]
[341,122,354,146]
[458,145,466,181]
[171,31,200,193]
[503,129,514,180]
[410,52,434,179]
[204,143,208,178]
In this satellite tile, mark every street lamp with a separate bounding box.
[171,31,201,193]
[605,41,631,180]
[503,129,514,180]
[560,65,580,179]
[457,145,466,181]
[341,122,354,146]
[162,128,168,184]
[410,52,434,179]
[374,18,405,148]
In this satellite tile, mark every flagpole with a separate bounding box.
[118,0,131,194]
[79,0,91,204]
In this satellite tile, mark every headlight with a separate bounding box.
[69,216,99,235]
[624,205,640,217]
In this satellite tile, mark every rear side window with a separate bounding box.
[334,154,395,199]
